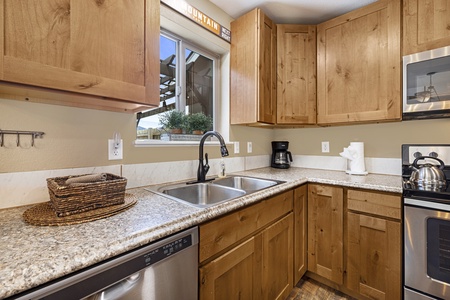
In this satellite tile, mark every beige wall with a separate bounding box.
[274,118,450,158]
[0,99,275,173]
[4,94,450,174]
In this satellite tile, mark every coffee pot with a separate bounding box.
[271,141,293,169]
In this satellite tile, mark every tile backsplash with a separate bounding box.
[0,156,268,209]
[0,154,400,210]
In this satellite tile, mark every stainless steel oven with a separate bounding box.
[404,198,450,299]
[403,144,450,299]
[403,46,450,120]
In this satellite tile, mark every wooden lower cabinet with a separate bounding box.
[346,213,401,300]
[307,184,344,285]
[294,185,307,283]
[307,186,402,300]
[199,184,402,300]
[199,191,294,300]
[199,236,261,300]
[260,213,294,299]
[346,189,402,300]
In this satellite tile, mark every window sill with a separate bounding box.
[134,139,231,147]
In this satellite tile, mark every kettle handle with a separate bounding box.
[412,156,445,170]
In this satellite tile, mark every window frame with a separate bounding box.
[136,29,220,145]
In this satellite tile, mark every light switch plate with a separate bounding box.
[247,142,252,153]
[234,141,240,154]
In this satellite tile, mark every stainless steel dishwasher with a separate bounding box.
[12,227,198,300]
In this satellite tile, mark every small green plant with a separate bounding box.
[158,110,187,132]
[187,112,213,134]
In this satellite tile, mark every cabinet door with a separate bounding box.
[199,190,293,263]
[316,0,401,124]
[294,185,307,283]
[259,12,277,124]
[199,237,262,300]
[277,25,316,125]
[0,0,159,107]
[403,0,450,55]
[259,213,294,300]
[347,212,401,300]
[230,8,276,125]
[307,184,344,284]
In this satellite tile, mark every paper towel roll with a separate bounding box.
[347,142,367,175]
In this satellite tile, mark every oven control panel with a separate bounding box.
[402,144,450,165]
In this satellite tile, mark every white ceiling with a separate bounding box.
[209,0,378,24]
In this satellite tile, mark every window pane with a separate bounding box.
[185,48,214,124]
[137,35,177,140]
[136,33,216,141]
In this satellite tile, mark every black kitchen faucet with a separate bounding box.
[196,131,229,183]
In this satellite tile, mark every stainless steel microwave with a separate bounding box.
[403,45,450,120]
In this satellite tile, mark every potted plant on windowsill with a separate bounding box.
[158,110,187,134]
[187,112,213,135]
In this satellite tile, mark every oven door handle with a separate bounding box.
[404,198,450,211]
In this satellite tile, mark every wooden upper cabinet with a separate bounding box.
[403,0,450,55]
[316,0,401,125]
[230,8,277,125]
[0,0,160,112]
[277,25,316,125]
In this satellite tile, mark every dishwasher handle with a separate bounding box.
[83,272,142,300]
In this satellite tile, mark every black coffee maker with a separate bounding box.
[271,141,293,169]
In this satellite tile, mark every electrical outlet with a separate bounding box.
[108,139,123,160]
[321,141,330,153]
[234,141,240,154]
[247,142,252,153]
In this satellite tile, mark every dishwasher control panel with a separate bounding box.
[144,235,193,266]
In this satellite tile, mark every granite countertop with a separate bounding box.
[0,167,402,299]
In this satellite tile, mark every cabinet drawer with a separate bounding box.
[199,190,293,263]
[347,189,401,220]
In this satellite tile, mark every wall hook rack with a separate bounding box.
[0,129,45,147]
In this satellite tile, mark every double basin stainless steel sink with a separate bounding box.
[147,176,284,208]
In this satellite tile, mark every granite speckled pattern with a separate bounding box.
[0,167,401,299]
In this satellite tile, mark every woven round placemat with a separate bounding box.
[23,194,137,226]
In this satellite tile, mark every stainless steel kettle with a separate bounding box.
[410,156,446,188]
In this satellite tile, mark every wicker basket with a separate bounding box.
[46,173,127,217]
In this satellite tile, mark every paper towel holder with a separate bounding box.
[340,142,368,175]
[345,167,368,176]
